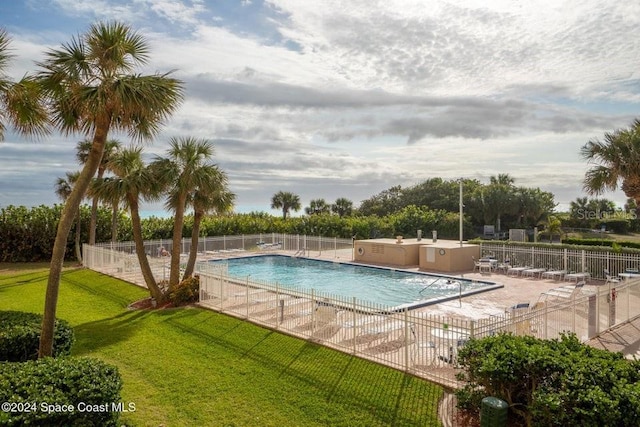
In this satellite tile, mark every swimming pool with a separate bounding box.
[209,255,500,310]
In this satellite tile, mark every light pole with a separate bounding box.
[459,179,464,247]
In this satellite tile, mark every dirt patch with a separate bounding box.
[127,297,174,310]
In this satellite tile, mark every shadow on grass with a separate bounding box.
[60,269,146,308]
[155,308,442,426]
[72,310,152,355]
[0,270,50,289]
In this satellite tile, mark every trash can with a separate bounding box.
[480,396,508,427]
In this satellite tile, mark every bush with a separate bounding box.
[0,311,74,362]
[168,275,200,306]
[456,333,640,427]
[0,357,123,426]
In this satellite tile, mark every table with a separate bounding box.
[431,327,469,341]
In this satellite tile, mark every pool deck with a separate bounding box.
[239,248,639,359]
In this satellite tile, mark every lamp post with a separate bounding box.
[459,179,464,247]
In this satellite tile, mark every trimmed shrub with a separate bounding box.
[456,333,640,427]
[0,357,123,426]
[0,311,74,362]
[168,275,200,306]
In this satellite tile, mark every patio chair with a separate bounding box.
[604,269,620,285]
[478,260,492,274]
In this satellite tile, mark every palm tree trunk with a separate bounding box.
[129,196,164,301]
[89,197,99,245]
[75,206,82,263]
[40,132,107,358]
[110,201,118,243]
[169,194,187,287]
[182,209,202,280]
[89,167,105,245]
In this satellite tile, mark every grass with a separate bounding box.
[0,267,443,426]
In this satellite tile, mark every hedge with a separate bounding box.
[0,357,123,426]
[0,311,74,362]
[456,333,640,427]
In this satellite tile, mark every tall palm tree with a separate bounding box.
[77,138,121,244]
[482,174,517,231]
[152,137,220,287]
[182,179,235,280]
[305,198,330,215]
[54,172,82,263]
[331,197,353,217]
[0,29,49,141]
[91,147,165,300]
[88,171,126,243]
[38,21,184,358]
[582,120,640,209]
[271,191,301,219]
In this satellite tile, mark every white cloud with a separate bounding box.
[1,0,638,213]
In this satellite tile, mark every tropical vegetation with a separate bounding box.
[582,119,640,209]
[34,21,184,357]
[271,190,301,219]
[456,333,640,427]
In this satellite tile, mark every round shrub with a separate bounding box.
[0,311,74,361]
[168,275,200,306]
[0,356,123,426]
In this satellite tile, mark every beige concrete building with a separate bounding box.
[354,237,480,273]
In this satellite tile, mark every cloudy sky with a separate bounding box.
[1,0,639,216]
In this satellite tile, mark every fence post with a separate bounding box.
[404,308,409,372]
[246,277,250,319]
[563,248,568,271]
[352,297,357,354]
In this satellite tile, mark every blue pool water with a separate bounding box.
[210,255,499,309]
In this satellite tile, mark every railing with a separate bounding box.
[480,242,640,280]
[94,233,353,260]
[84,236,640,388]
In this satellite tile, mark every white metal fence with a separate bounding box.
[84,235,640,388]
[480,242,640,280]
[95,233,353,259]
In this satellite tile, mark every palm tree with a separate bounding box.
[88,171,126,243]
[331,197,353,217]
[271,191,301,219]
[182,179,235,280]
[54,172,82,263]
[482,174,517,231]
[77,139,121,244]
[305,198,330,215]
[152,137,220,288]
[38,21,184,358]
[0,29,49,141]
[582,120,640,209]
[92,147,165,300]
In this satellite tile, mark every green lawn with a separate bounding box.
[0,268,443,426]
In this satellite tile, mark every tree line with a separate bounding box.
[272,174,556,233]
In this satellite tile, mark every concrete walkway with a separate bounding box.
[586,314,640,360]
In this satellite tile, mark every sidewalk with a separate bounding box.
[586,315,640,360]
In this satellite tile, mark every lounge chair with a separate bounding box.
[541,281,586,300]
[541,270,567,281]
[506,266,530,277]
[522,268,546,279]
[565,272,590,283]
